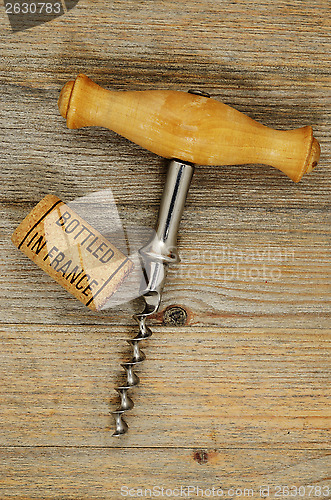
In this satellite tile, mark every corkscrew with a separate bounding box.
[112,159,194,435]
[57,74,320,435]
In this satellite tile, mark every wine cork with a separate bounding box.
[11,195,133,311]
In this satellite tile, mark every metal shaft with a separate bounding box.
[140,159,195,294]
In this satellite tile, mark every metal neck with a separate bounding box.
[156,159,195,258]
[140,159,195,294]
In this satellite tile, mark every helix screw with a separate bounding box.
[112,310,152,436]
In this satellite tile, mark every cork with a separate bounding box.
[11,195,133,311]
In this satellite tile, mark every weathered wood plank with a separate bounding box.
[1,325,330,448]
[0,447,330,499]
[2,204,329,327]
[1,1,330,86]
[0,81,329,208]
[0,0,330,209]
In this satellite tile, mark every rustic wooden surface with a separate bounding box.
[0,0,330,498]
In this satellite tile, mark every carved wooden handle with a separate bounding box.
[58,74,320,182]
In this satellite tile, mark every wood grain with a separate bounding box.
[0,448,330,499]
[2,204,330,328]
[0,0,330,498]
[1,325,330,448]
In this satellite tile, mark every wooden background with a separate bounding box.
[0,1,330,498]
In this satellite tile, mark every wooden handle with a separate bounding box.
[58,74,320,182]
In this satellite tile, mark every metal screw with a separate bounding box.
[188,89,211,98]
[163,305,188,326]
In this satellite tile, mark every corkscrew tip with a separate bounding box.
[112,411,128,436]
